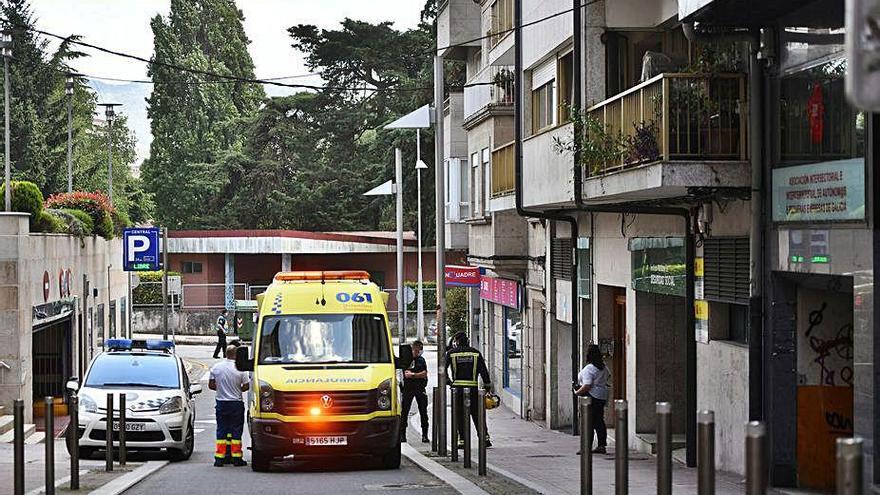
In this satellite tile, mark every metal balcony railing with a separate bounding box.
[585,73,747,175]
[491,141,515,198]
[463,65,515,120]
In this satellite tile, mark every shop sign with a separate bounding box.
[630,237,685,297]
[445,265,481,287]
[772,159,866,222]
[480,276,520,310]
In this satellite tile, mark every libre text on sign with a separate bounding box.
[123,228,161,272]
[772,159,865,222]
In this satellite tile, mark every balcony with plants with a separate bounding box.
[463,65,515,125]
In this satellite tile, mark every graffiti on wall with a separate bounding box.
[804,300,854,386]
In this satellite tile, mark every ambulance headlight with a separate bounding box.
[259,380,275,412]
[79,394,98,414]
[159,396,183,415]
[377,378,392,410]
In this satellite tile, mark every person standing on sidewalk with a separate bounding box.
[446,332,492,448]
[574,344,609,454]
[400,340,430,443]
[212,309,228,359]
[209,345,250,467]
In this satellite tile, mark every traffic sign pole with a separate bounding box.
[162,227,169,340]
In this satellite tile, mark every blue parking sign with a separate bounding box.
[123,228,161,271]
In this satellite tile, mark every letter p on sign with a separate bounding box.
[127,235,149,262]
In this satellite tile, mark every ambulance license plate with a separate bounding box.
[305,436,347,446]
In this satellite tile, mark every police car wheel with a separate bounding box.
[169,426,194,462]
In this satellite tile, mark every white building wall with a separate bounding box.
[522,0,572,70]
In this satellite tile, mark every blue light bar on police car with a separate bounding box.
[145,339,175,351]
[106,338,133,351]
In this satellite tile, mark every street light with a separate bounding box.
[1,30,11,212]
[97,103,121,206]
[363,150,406,340]
[65,74,75,193]
[385,104,432,341]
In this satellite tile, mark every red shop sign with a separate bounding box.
[445,265,481,287]
[480,276,520,310]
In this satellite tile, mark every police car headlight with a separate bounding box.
[79,394,98,414]
[159,396,183,415]
[259,380,275,412]
[377,378,392,410]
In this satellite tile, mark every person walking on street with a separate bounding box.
[446,332,492,448]
[209,345,250,467]
[574,344,610,454]
[400,340,430,443]
[212,309,228,359]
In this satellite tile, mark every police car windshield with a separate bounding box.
[85,354,180,389]
[258,314,390,364]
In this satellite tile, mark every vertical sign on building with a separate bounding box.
[694,257,708,343]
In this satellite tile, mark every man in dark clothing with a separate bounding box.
[400,340,430,443]
[446,332,492,448]
[212,310,228,359]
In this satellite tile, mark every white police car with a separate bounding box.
[67,339,201,461]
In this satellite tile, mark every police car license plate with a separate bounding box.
[305,436,347,446]
[112,422,145,432]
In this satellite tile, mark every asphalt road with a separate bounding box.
[122,346,457,495]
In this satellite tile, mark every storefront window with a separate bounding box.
[503,308,522,397]
[773,57,867,223]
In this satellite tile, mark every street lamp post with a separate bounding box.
[98,103,121,206]
[65,74,75,193]
[384,105,432,341]
[1,31,11,212]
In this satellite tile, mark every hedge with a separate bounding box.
[132,271,182,305]
[403,280,467,334]
[32,210,64,233]
[0,181,44,227]
[45,191,116,239]
[62,208,94,234]
[44,208,90,237]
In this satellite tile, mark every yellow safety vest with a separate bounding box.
[450,351,480,387]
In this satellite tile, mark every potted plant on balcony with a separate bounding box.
[553,106,626,175]
[492,68,515,105]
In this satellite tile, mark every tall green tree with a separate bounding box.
[142,0,264,228]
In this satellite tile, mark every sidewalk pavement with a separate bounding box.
[410,400,771,495]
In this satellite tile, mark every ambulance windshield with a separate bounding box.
[258,314,390,364]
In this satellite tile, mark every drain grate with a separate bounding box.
[364,482,446,491]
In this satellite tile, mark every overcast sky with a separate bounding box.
[29,0,423,92]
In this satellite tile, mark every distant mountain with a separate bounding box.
[88,80,152,167]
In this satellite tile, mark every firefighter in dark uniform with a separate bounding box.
[446,332,492,448]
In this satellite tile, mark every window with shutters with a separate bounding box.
[551,237,573,280]
[703,237,750,304]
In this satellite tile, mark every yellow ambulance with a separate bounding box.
[235,271,412,471]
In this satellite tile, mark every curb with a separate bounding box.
[88,461,169,495]
[400,443,489,495]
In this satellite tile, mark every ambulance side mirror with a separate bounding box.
[235,346,254,372]
[395,344,413,370]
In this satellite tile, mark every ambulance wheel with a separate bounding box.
[380,442,401,469]
[251,448,272,472]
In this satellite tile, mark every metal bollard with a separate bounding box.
[450,387,458,462]
[745,421,767,495]
[105,393,114,471]
[45,397,55,495]
[836,437,863,495]
[119,393,127,466]
[431,387,438,452]
[69,395,79,490]
[579,396,592,495]
[13,399,24,495]
[615,399,628,495]
[697,410,715,495]
[478,388,487,476]
[656,402,672,495]
[463,390,471,468]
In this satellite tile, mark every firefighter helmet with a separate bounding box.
[484,392,501,410]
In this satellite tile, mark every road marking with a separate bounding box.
[194,428,205,434]
[195,419,216,424]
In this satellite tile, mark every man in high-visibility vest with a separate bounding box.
[446,332,492,448]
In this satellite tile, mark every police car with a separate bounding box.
[66,339,201,461]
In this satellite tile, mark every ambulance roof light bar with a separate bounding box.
[273,270,371,282]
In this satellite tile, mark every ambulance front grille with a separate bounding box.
[275,390,376,416]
